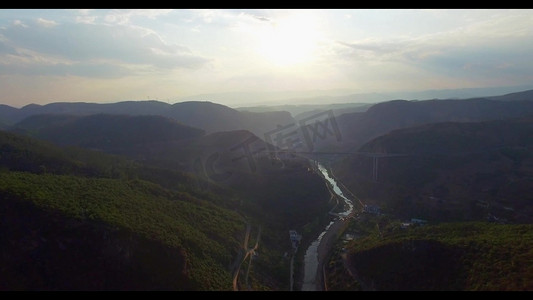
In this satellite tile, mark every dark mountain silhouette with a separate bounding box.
[236,102,372,120]
[0,101,171,125]
[13,114,205,153]
[239,110,295,137]
[358,117,533,154]
[13,114,80,134]
[11,112,329,229]
[292,105,370,122]
[488,89,533,101]
[333,94,533,152]
[167,101,244,133]
[166,101,294,136]
[333,118,533,223]
[0,100,295,138]
[103,127,331,229]
[0,104,19,126]
[20,100,170,116]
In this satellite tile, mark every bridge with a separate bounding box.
[277,150,409,182]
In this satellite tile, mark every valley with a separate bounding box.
[1,89,533,290]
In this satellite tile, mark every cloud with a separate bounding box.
[253,15,270,22]
[73,9,174,26]
[187,9,273,28]
[101,9,174,25]
[12,20,27,28]
[36,18,58,28]
[331,11,533,82]
[0,19,209,78]
[337,39,408,61]
[0,61,131,78]
[77,9,92,16]
[75,15,97,24]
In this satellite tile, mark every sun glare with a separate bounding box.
[257,14,321,66]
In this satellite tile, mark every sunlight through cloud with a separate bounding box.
[256,13,322,66]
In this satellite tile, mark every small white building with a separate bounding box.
[411,218,427,225]
[400,223,412,229]
[289,230,302,250]
[363,204,381,215]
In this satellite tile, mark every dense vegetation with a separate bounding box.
[0,172,245,290]
[0,127,331,290]
[0,128,253,289]
[0,129,243,289]
[334,220,533,290]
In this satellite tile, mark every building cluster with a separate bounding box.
[362,204,381,215]
[289,230,302,251]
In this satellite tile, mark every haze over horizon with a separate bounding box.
[2,9,533,108]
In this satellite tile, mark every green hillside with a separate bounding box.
[0,172,245,290]
[339,222,533,290]
[0,128,331,290]
[0,130,244,290]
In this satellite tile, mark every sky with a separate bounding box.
[1,9,533,107]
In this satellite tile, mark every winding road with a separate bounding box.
[232,224,261,291]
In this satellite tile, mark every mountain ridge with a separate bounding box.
[0,100,295,138]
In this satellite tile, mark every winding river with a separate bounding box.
[300,162,354,291]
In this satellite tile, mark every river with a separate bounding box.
[300,162,354,291]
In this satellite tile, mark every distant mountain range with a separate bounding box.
[236,102,373,121]
[175,84,533,106]
[13,114,205,152]
[487,89,533,101]
[0,100,294,138]
[329,90,533,153]
[3,89,533,148]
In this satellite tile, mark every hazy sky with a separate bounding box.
[1,9,533,107]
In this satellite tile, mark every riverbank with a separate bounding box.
[293,213,334,291]
[315,217,349,290]
[313,163,361,290]
[296,160,358,291]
